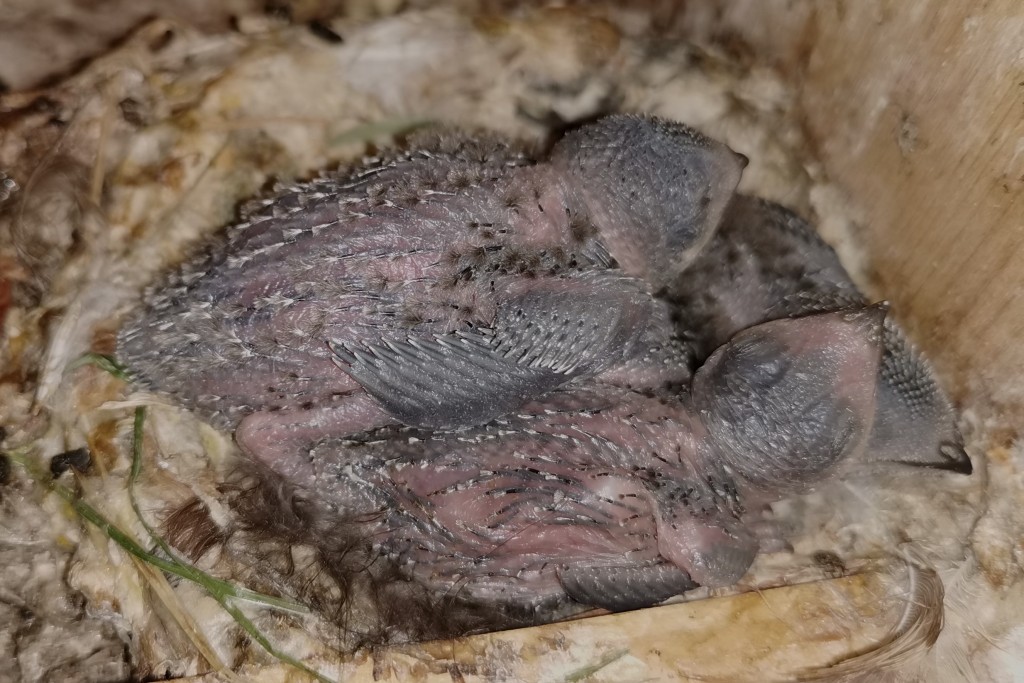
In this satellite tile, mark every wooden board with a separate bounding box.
[681,0,1024,420]
[176,572,906,682]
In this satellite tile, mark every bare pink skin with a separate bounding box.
[299,388,754,606]
[260,310,883,610]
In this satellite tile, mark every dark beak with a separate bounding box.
[893,440,973,475]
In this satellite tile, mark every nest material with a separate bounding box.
[0,4,1011,682]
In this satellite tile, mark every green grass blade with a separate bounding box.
[69,352,131,381]
[221,601,337,683]
[5,427,322,680]
[125,406,308,613]
[329,117,432,147]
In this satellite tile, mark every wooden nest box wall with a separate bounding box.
[683,0,1024,421]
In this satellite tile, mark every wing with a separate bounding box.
[558,562,698,611]
[329,331,559,430]
[330,271,659,429]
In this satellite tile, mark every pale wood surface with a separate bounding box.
[682,0,1024,416]
[175,573,899,682]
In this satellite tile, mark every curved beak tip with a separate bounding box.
[943,454,974,476]
[915,444,974,475]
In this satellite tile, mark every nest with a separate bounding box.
[0,4,1014,682]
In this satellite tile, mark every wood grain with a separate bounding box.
[683,0,1024,419]
[175,572,901,682]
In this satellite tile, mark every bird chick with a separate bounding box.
[118,115,744,472]
[550,115,747,288]
[260,309,884,612]
[668,195,972,475]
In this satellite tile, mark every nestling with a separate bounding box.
[668,195,972,475]
[265,309,885,611]
[118,115,745,479]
